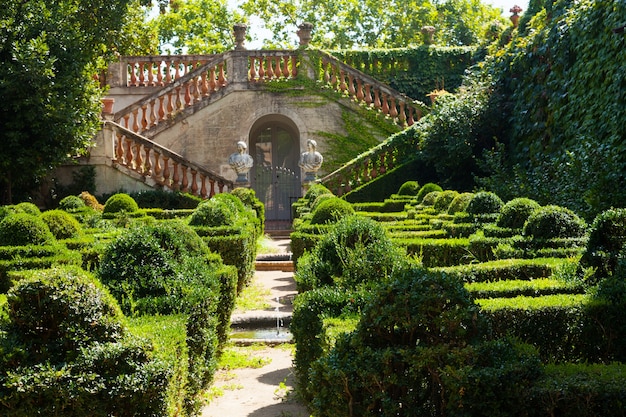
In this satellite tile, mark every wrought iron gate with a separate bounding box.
[251,125,301,224]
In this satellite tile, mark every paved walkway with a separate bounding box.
[200,239,310,417]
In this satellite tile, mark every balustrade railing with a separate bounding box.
[247,51,299,82]
[122,55,219,87]
[105,121,233,198]
[315,50,424,129]
[114,54,229,136]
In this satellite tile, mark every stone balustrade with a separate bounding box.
[247,51,299,82]
[105,121,234,197]
[316,51,423,128]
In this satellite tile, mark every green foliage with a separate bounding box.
[0,0,134,203]
[40,210,83,240]
[103,193,139,214]
[447,191,473,214]
[523,205,587,240]
[0,214,55,246]
[397,180,420,196]
[309,197,355,225]
[295,215,405,291]
[579,208,626,285]
[416,182,443,202]
[98,221,220,316]
[58,195,86,212]
[477,0,626,219]
[497,197,541,229]
[1,266,124,365]
[130,189,202,209]
[421,190,441,206]
[14,202,40,216]
[433,190,459,212]
[189,194,244,227]
[466,191,503,215]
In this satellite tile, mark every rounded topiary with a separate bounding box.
[79,191,104,211]
[397,181,420,196]
[416,183,443,203]
[497,198,541,229]
[189,197,237,227]
[310,193,336,212]
[433,190,459,212]
[14,202,41,216]
[58,195,86,212]
[295,215,405,291]
[523,205,587,240]
[103,193,139,214]
[579,208,626,284]
[421,191,441,206]
[448,192,474,214]
[0,213,55,246]
[41,209,83,239]
[310,197,355,225]
[466,191,504,215]
[98,222,218,315]
[5,266,124,364]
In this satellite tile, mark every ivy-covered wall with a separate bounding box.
[331,46,478,103]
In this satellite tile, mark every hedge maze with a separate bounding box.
[291,182,626,417]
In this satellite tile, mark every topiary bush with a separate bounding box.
[295,215,405,291]
[98,221,220,316]
[579,208,626,285]
[310,197,355,225]
[397,180,420,196]
[79,191,104,211]
[310,193,337,212]
[466,191,504,215]
[41,209,83,240]
[58,195,85,212]
[189,197,238,227]
[0,266,169,416]
[416,182,443,203]
[497,197,541,229]
[448,192,474,214]
[0,213,55,246]
[14,202,41,216]
[523,205,587,240]
[421,190,441,206]
[434,190,459,212]
[103,193,139,214]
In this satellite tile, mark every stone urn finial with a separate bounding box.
[421,26,436,45]
[510,5,523,28]
[297,22,314,47]
[233,23,247,50]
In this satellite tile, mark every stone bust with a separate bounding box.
[299,139,323,182]
[228,141,254,183]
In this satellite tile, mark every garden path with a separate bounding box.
[200,239,311,417]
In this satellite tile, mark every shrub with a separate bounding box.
[466,191,504,215]
[579,208,626,284]
[14,202,41,216]
[189,195,242,227]
[397,180,420,196]
[58,195,85,212]
[0,214,55,246]
[310,197,355,225]
[304,183,333,203]
[79,191,104,211]
[131,189,201,209]
[98,221,220,316]
[310,193,336,212]
[448,192,473,214]
[103,193,139,214]
[41,209,83,239]
[0,266,169,416]
[295,215,405,291]
[523,205,587,240]
[421,190,441,206]
[416,182,443,202]
[497,197,541,229]
[434,190,459,212]
[2,266,124,364]
[231,187,265,231]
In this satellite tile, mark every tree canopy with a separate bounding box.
[0,0,135,203]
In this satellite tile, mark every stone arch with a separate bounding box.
[248,114,302,228]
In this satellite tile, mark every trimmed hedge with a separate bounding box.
[435,257,570,283]
[399,237,470,267]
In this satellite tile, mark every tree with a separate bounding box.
[238,0,504,49]
[150,0,244,54]
[0,0,134,204]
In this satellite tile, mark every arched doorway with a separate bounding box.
[249,116,301,229]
